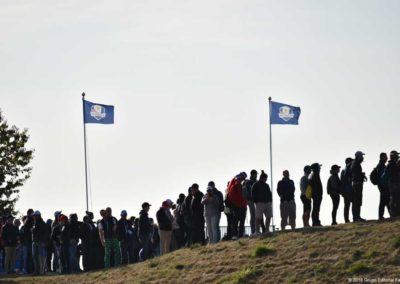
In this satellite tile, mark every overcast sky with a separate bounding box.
[1,0,399,227]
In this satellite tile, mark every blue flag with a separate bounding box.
[270,101,301,125]
[83,100,114,124]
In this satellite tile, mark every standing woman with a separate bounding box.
[327,165,342,225]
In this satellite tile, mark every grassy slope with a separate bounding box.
[2,219,400,284]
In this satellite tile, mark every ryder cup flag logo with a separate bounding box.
[84,100,114,124]
[270,101,301,125]
[90,105,106,120]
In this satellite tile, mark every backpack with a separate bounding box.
[370,168,379,186]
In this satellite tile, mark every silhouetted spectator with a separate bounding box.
[327,165,341,225]
[138,203,152,261]
[201,185,221,244]
[156,201,173,255]
[351,151,367,222]
[117,210,130,264]
[386,150,400,217]
[99,207,121,268]
[252,170,273,233]
[341,158,354,223]
[310,163,323,227]
[300,165,312,227]
[190,184,205,244]
[277,170,296,230]
[31,211,48,275]
[243,170,258,234]
[227,172,247,239]
[372,153,390,220]
[1,215,18,274]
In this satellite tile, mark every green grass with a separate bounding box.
[251,244,275,257]
[347,261,372,274]
[226,267,260,284]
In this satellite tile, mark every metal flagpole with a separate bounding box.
[268,97,275,231]
[82,92,89,212]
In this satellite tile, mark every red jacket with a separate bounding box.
[227,177,247,208]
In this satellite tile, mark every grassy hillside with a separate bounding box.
[2,219,400,284]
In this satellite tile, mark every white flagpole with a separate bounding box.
[268,97,275,231]
[82,92,89,212]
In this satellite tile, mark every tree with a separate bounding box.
[0,110,34,216]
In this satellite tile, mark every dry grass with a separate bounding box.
[2,218,400,284]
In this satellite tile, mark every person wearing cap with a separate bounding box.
[69,213,81,273]
[386,150,400,217]
[190,183,205,244]
[174,193,186,249]
[372,153,390,220]
[206,181,224,241]
[277,170,296,230]
[117,210,130,264]
[31,210,48,275]
[138,202,152,261]
[252,170,273,233]
[1,215,18,274]
[156,201,174,254]
[58,214,71,274]
[327,165,342,225]
[341,158,354,223]
[181,187,193,246]
[243,170,258,235]
[351,151,367,222]
[227,172,248,239]
[98,207,121,268]
[81,211,97,271]
[21,210,34,274]
[51,211,62,273]
[201,185,221,244]
[309,163,323,227]
[300,165,312,227]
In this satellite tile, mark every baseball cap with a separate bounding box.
[331,165,341,170]
[355,151,365,157]
[142,202,151,209]
[54,211,62,218]
[32,210,41,216]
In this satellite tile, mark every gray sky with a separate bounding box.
[1,0,399,226]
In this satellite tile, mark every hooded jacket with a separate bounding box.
[227,178,247,208]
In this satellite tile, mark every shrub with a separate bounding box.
[252,244,275,257]
[175,264,185,270]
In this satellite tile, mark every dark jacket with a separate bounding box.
[156,208,173,231]
[81,222,97,244]
[60,223,71,245]
[351,160,365,184]
[376,162,388,192]
[51,224,61,246]
[277,178,295,202]
[138,210,151,235]
[117,219,130,241]
[69,220,81,242]
[212,188,225,212]
[32,218,48,243]
[386,159,400,193]
[244,178,258,201]
[341,163,353,194]
[100,217,118,239]
[252,181,272,203]
[191,190,205,225]
[309,172,323,198]
[327,174,341,195]
[1,223,18,247]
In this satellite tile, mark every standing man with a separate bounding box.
[156,201,173,255]
[341,158,354,223]
[190,184,205,245]
[299,166,312,227]
[138,202,152,261]
[207,181,224,241]
[277,170,296,230]
[386,150,400,217]
[1,215,18,274]
[252,170,273,233]
[371,153,390,220]
[99,207,121,268]
[351,151,367,222]
[310,163,323,227]
[31,211,48,275]
[227,172,247,239]
[243,170,258,235]
[327,165,342,225]
[201,186,221,244]
[117,210,130,264]
[81,212,96,271]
